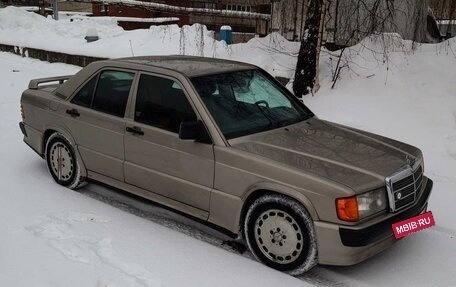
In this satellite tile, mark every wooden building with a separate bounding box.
[91,0,271,42]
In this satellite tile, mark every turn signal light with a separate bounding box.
[336,196,359,222]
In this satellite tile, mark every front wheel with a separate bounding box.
[244,194,318,275]
[45,132,86,189]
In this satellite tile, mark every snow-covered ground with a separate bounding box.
[1,6,456,287]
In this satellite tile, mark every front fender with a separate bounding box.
[242,182,320,221]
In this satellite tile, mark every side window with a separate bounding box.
[135,74,197,133]
[71,75,97,107]
[92,70,134,117]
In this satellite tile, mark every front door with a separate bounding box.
[124,73,214,212]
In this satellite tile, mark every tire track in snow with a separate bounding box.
[26,211,162,287]
[95,238,163,287]
[297,268,348,287]
[81,183,349,287]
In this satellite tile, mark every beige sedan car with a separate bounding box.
[19,56,432,274]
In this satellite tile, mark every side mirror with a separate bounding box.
[179,120,212,143]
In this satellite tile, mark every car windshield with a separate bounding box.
[191,69,313,139]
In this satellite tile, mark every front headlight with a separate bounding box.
[357,188,388,219]
[336,188,388,222]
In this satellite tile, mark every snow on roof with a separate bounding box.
[436,20,456,25]
[96,0,270,20]
[68,15,179,23]
[94,16,179,23]
[18,6,52,12]
[69,14,178,23]
[59,11,93,16]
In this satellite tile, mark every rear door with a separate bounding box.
[62,69,136,181]
[124,72,214,212]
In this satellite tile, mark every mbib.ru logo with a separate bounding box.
[392,211,435,239]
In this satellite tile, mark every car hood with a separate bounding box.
[229,118,422,193]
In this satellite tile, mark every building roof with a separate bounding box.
[92,0,271,20]
[116,55,257,77]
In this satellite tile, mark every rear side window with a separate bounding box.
[92,70,134,117]
[71,76,97,108]
[71,70,134,118]
[135,74,196,133]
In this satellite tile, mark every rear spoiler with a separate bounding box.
[28,75,73,89]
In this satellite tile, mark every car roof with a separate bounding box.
[114,55,257,77]
[54,56,259,100]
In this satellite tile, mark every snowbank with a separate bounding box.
[0,6,297,78]
[0,7,123,47]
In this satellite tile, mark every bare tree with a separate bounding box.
[292,0,441,93]
[329,0,400,87]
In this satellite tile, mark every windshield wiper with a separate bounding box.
[254,105,275,129]
[276,114,312,128]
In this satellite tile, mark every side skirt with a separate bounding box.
[86,171,239,240]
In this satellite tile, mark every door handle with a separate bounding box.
[126,126,144,136]
[66,108,80,117]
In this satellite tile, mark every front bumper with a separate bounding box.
[315,177,433,266]
[19,121,27,137]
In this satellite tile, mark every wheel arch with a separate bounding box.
[240,184,319,235]
[42,126,87,177]
[42,125,75,150]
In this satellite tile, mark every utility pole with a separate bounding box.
[39,0,45,16]
[52,0,59,20]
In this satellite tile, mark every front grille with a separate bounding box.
[395,192,415,209]
[386,160,423,212]
[414,165,423,191]
[392,175,414,191]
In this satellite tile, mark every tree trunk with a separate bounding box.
[293,0,323,97]
[314,0,327,92]
[40,0,46,16]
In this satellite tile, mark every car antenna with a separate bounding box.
[129,40,135,57]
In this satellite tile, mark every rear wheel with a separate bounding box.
[244,194,318,275]
[45,133,85,189]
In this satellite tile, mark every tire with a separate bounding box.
[244,194,318,275]
[45,132,86,190]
